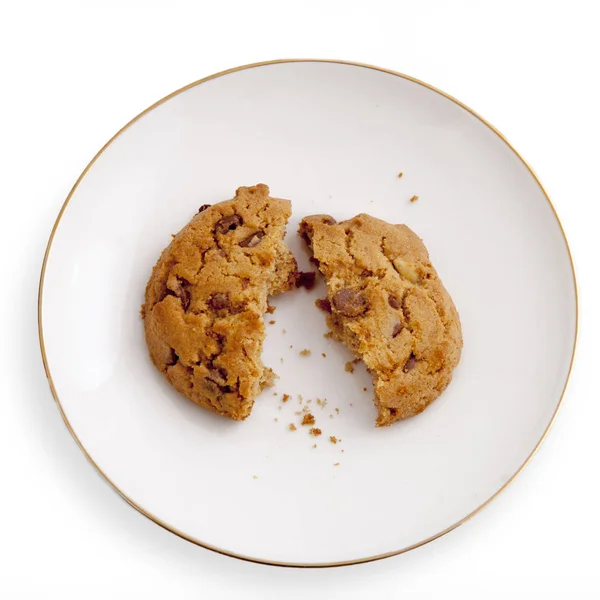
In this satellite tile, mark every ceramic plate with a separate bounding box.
[39,60,577,566]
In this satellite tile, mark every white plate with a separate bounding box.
[39,60,577,567]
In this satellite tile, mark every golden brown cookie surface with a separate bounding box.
[300,213,462,426]
[143,184,298,420]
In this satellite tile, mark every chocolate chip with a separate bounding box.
[360,268,373,278]
[389,408,397,416]
[210,332,225,346]
[239,231,265,247]
[208,366,228,384]
[299,224,312,245]
[205,364,236,394]
[403,354,418,373]
[392,322,402,337]
[309,256,320,267]
[215,214,243,234]
[388,294,400,309]
[332,288,368,317]
[322,217,336,225]
[167,348,179,366]
[211,380,235,394]
[315,298,332,313]
[207,292,231,310]
[198,204,211,213]
[167,277,191,311]
[296,271,316,290]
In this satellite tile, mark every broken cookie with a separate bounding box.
[299,213,462,426]
[143,184,298,420]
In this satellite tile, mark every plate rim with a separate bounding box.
[37,58,579,568]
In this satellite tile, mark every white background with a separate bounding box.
[1,0,598,598]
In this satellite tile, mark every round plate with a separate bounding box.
[39,60,577,567]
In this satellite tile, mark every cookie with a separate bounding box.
[143,184,298,420]
[299,213,462,426]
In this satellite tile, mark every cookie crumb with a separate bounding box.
[289,345,293,349]
[266,303,276,314]
[409,195,419,203]
[397,172,403,178]
[363,387,367,392]
[309,427,322,437]
[345,361,355,373]
[298,394,303,403]
[324,331,334,339]
[299,349,311,356]
[335,408,340,414]
[295,411,302,415]
[274,418,278,422]
[329,436,338,444]
[282,394,290,403]
[289,423,297,431]
[312,444,317,449]
[262,368,277,387]
[269,320,276,325]
[322,353,327,357]
[302,413,315,426]
[333,462,340,466]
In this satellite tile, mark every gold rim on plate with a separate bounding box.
[37,59,579,568]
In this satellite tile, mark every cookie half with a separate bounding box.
[300,213,462,426]
[143,184,298,420]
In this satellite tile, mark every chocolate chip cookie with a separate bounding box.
[143,184,298,420]
[299,214,462,426]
